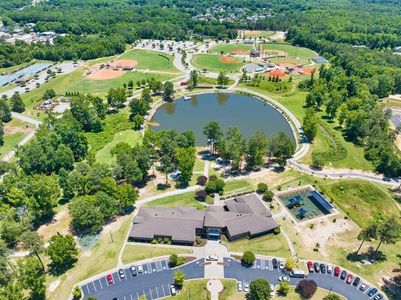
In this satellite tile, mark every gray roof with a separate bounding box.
[130,194,278,243]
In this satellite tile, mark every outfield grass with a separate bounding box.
[166,280,209,300]
[262,43,318,59]
[122,245,191,265]
[119,49,178,72]
[95,129,142,164]
[224,233,292,258]
[191,54,245,73]
[146,191,205,209]
[209,44,252,54]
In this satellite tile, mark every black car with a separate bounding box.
[373,293,383,300]
[320,264,326,273]
[272,258,278,269]
[367,288,378,297]
[352,276,360,287]
[314,262,320,273]
[340,270,347,280]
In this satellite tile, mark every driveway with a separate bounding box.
[224,257,372,300]
[82,258,204,300]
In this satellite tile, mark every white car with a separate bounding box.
[279,260,285,270]
[237,281,243,292]
[243,281,250,293]
[137,264,143,273]
[206,254,218,261]
[327,265,333,274]
[270,284,275,297]
[170,285,177,296]
[278,276,290,282]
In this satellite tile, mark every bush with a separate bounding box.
[197,175,208,186]
[311,152,325,169]
[241,251,256,267]
[72,286,82,299]
[323,295,342,300]
[205,178,225,194]
[296,280,317,299]
[174,270,185,288]
[151,239,157,244]
[195,190,207,201]
[273,227,281,235]
[263,190,274,202]
[278,281,289,296]
[209,175,218,181]
[257,183,268,193]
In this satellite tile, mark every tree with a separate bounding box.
[0,122,3,147]
[158,154,175,185]
[18,231,45,272]
[69,196,104,234]
[0,99,12,123]
[205,178,225,194]
[132,114,144,130]
[303,108,318,142]
[174,270,185,288]
[175,147,196,187]
[141,88,152,103]
[241,251,256,267]
[220,127,244,171]
[195,189,207,201]
[263,190,274,202]
[323,294,342,300]
[72,286,82,300]
[196,175,208,186]
[188,70,199,89]
[107,87,126,108]
[163,81,174,100]
[92,96,107,119]
[249,278,271,300]
[245,131,268,170]
[10,92,25,112]
[19,256,46,299]
[356,222,378,255]
[284,257,297,271]
[311,152,324,169]
[268,132,295,167]
[278,281,290,296]
[43,89,56,100]
[296,280,317,299]
[203,121,223,153]
[374,217,401,256]
[47,234,78,273]
[257,183,268,193]
[217,72,229,86]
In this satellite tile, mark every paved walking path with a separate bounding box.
[207,279,223,300]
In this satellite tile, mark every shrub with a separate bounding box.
[241,251,256,267]
[195,190,207,201]
[205,178,225,194]
[197,175,208,186]
[311,152,325,169]
[257,183,268,193]
[273,227,281,235]
[323,295,342,300]
[209,175,218,181]
[174,270,185,288]
[263,190,274,202]
[249,278,271,300]
[278,281,289,296]
[72,286,82,299]
[296,280,317,299]
[151,239,157,244]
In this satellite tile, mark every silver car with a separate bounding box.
[237,281,243,292]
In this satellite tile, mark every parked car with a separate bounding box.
[307,261,314,273]
[278,276,290,282]
[272,258,278,269]
[270,284,275,297]
[118,269,125,279]
[353,276,360,287]
[327,265,333,274]
[279,260,285,270]
[106,274,113,285]
[244,281,250,293]
[373,293,383,300]
[170,285,177,296]
[206,254,218,261]
[346,274,353,284]
[137,264,143,273]
[334,266,340,276]
[340,270,347,280]
[130,266,137,276]
[359,282,368,291]
[320,264,326,273]
[237,281,243,292]
[314,262,320,273]
[367,288,378,297]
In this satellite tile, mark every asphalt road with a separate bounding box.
[82,258,204,300]
[224,258,374,300]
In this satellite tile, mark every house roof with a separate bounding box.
[129,194,278,243]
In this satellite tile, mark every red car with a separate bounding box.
[334,266,340,276]
[346,274,353,284]
[307,261,314,273]
[106,274,113,285]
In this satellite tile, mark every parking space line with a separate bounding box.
[123,269,128,280]
[150,288,154,300]
[156,260,162,272]
[92,282,97,292]
[146,263,152,274]
[136,291,140,299]
[156,286,160,298]
[261,259,265,270]
[98,278,103,290]
[84,285,90,295]
[130,294,133,300]
[162,284,167,297]
[151,262,157,272]
[165,284,171,296]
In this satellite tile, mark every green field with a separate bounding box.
[198,76,235,86]
[146,191,205,209]
[166,280,209,300]
[242,30,275,38]
[263,43,317,59]
[119,49,178,72]
[223,179,255,196]
[122,245,191,264]
[0,119,34,160]
[209,43,252,54]
[191,54,245,73]
[95,129,142,164]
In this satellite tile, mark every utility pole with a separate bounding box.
[110,230,114,243]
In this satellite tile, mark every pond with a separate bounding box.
[150,93,295,145]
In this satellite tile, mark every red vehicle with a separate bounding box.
[334,266,340,277]
[307,261,314,273]
[106,274,113,285]
[346,274,353,284]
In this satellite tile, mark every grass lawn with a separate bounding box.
[46,214,132,300]
[0,84,17,93]
[194,158,205,173]
[223,179,255,197]
[243,30,275,38]
[166,280,209,299]
[220,279,244,300]
[209,44,252,54]
[198,76,235,86]
[95,129,142,164]
[122,244,191,264]
[0,118,34,159]
[224,233,291,258]
[262,43,317,59]
[146,191,205,210]
[0,132,26,159]
[119,49,178,72]
[191,54,245,73]
[277,286,343,300]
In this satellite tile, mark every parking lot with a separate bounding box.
[82,258,204,300]
[224,258,373,300]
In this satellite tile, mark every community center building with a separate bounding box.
[129,194,279,245]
